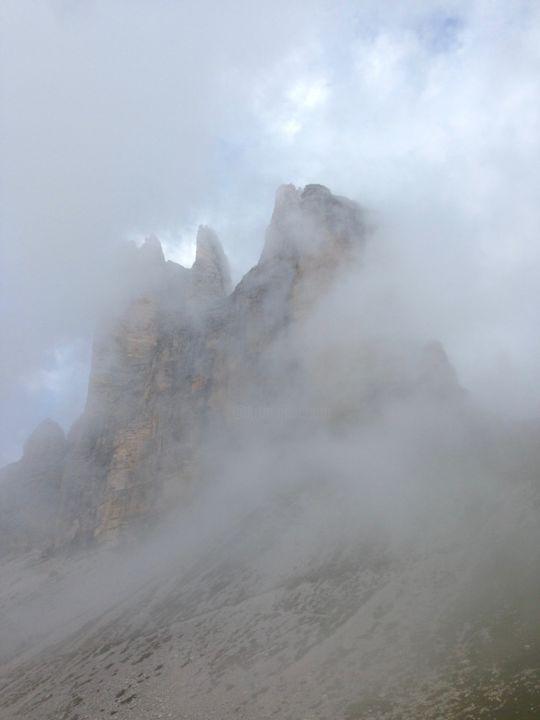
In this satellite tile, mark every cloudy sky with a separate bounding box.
[1,0,540,462]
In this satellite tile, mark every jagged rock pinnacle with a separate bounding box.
[301,183,332,199]
[192,225,231,296]
[260,183,364,264]
[23,419,66,460]
[139,235,165,264]
[0,183,459,553]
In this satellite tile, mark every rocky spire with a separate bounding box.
[260,183,365,265]
[191,225,231,297]
[139,235,165,265]
[23,418,66,461]
[0,419,67,556]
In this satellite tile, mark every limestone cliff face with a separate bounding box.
[192,225,232,297]
[0,184,460,552]
[57,230,230,544]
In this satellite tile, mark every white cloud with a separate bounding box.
[1,0,540,458]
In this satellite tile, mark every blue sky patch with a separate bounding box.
[418,12,464,54]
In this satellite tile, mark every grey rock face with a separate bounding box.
[192,225,232,297]
[1,185,539,720]
[0,420,67,555]
[56,225,232,544]
[261,183,364,265]
[23,419,67,461]
[138,234,165,265]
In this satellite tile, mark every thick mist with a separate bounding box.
[2,0,540,462]
[2,194,538,690]
[1,3,540,717]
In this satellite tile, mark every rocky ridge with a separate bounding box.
[0,184,375,550]
[1,184,539,720]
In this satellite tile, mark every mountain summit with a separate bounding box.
[0,184,374,550]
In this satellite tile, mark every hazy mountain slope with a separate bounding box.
[1,184,539,719]
[0,183,366,552]
[0,447,539,720]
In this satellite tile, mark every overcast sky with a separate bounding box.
[1,0,540,462]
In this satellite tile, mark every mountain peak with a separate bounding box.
[301,183,332,199]
[260,183,365,264]
[23,418,66,460]
[192,225,231,296]
[139,235,165,264]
